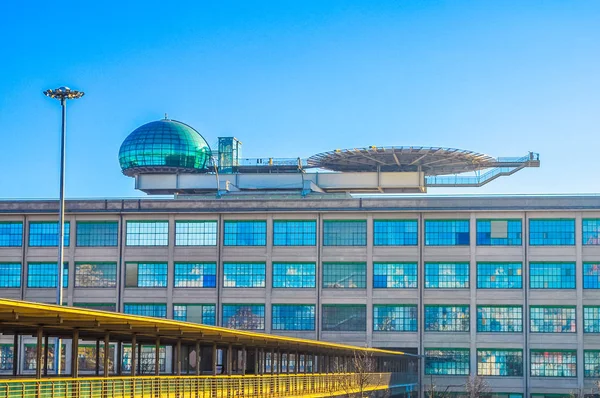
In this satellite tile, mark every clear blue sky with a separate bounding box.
[0,0,598,198]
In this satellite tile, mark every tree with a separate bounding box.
[425,375,452,398]
[329,350,388,398]
[464,375,490,398]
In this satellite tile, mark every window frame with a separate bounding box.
[0,263,21,288]
[123,303,167,318]
[272,262,316,289]
[424,348,470,376]
[530,306,576,334]
[529,262,576,289]
[272,220,317,246]
[223,220,267,247]
[75,221,119,247]
[477,348,524,377]
[322,262,367,289]
[584,306,600,333]
[26,262,68,288]
[583,219,600,245]
[221,304,265,331]
[477,262,522,289]
[424,219,470,246]
[476,219,522,246]
[28,221,70,247]
[373,219,418,246]
[529,219,575,246]
[125,220,169,246]
[424,262,470,289]
[74,262,117,288]
[530,350,577,378]
[174,220,218,246]
[173,303,216,326]
[373,262,418,289]
[173,262,217,288]
[584,350,600,378]
[271,304,316,331]
[0,222,23,247]
[322,220,367,247]
[223,262,266,288]
[424,305,470,332]
[373,304,418,332]
[321,304,367,332]
[477,305,523,333]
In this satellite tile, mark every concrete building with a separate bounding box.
[0,118,598,396]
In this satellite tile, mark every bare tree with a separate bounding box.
[329,350,388,398]
[464,375,490,398]
[425,375,452,398]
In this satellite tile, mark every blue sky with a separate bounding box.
[0,0,598,198]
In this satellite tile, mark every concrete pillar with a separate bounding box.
[71,329,79,378]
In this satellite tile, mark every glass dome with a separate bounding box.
[119,119,211,176]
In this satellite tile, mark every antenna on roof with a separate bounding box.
[164,113,169,120]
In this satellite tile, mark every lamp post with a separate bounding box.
[43,86,84,375]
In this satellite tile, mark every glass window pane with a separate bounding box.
[373,263,417,288]
[223,263,266,288]
[123,303,167,318]
[530,351,577,377]
[583,219,600,245]
[0,222,23,247]
[322,305,366,331]
[129,263,167,288]
[273,220,316,246]
[477,349,523,376]
[477,306,523,333]
[175,221,217,246]
[373,305,418,332]
[28,222,70,247]
[323,220,366,246]
[0,345,14,371]
[373,220,418,246]
[222,304,265,330]
[584,351,600,378]
[529,219,575,246]
[174,263,216,288]
[173,304,216,325]
[530,306,576,333]
[584,263,600,289]
[322,263,366,289]
[272,305,315,330]
[76,222,118,247]
[425,263,469,289]
[126,221,168,246]
[27,263,68,288]
[223,221,266,246]
[425,349,470,375]
[122,345,166,374]
[476,219,522,246]
[530,263,575,289]
[0,263,21,288]
[272,263,316,288]
[424,220,470,246]
[424,305,470,332]
[477,263,522,289]
[74,262,117,288]
[584,306,600,333]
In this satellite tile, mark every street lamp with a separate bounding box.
[43,86,84,375]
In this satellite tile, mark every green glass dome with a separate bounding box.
[119,119,211,176]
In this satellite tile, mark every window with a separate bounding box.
[584,307,600,333]
[223,221,266,246]
[24,344,65,371]
[123,303,167,318]
[125,263,167,288]
[476,219,522,246]
[272,263,316,288]
[425,349,470,375]
[73,303,116,312]
[529,219,575,246]
[424,220,470,246]
[173,304,216,325]
[530,263,575,289]
[122,345,166,374]
[424,305,470,332]
[530,350,576,377]
[584,263,600,289]
[76,221,118,246]
[126,221,168,246]
[28,222,70,247]
[174,263,216,288]
[175,220,217,246]
[222,304,265,330]
[323,220,366,246]
[223,263,266,288]
[530,306,576,333]
[0,345,13,370]
[425,263,469,289]
[373,220,418,246]
[77,344,115,372]
[477,349,523,376]
[373,305,418,332]
[583,219,600,245]
[584,351,600,378]
[373,262,418,288]
[477,263,522,289]
[477,306,523,333]
[322,262,366,288]
[0,263,21,288]
[322,305,366,331]
[0,222,22,247]
[273,220,316,246]
[27,263,68,288]
[74,262,117,288]
[272,305,315,330]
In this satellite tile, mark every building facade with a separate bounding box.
[0,195,599,396]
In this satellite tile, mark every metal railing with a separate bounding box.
[0,372,398,398]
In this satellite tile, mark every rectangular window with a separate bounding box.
[424,220,470,246]
[24,344,65,371]
[530,263,575,289]
[272,304,315,330]
[425,262,469,289]
[222,304,265,330]
[530,350,576,377]
[174,263,216,288]
[223,221,266,246]
[175,220,217,246]
[76,221,118,247]
[529,219,575,246]
[126,221,168,246]
[123,303,167,318]
[272,263,316,288]
[476,219,522,246]
[584,263,600,289]
[0,222,22,247]
[77,345,115,372]
[373,305,418,332]
[73,303,116,312]
[583,219,600,245]
[530,306,576,333]
[425,349,470,375]
[584,351,600,378]
[477,306,523,333]
[477,263,522,289]
[477,349,523,376]
[125,263,167,288]
[424,305,470,332]
[322,304,366,331]
[584,306,600,333]
[323,220,366,246]
[0,345,13,370]
[122,345,166,373]
[74,262,117,288]
[0,263,21,288]
[273,220,316,246]
[27,263,68,288]
[223,263,266,288]
[373,220,418,246]
[373,262,418,289]
[173,304,216,326]
[322,262,366,289]
[28,221,70,247]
